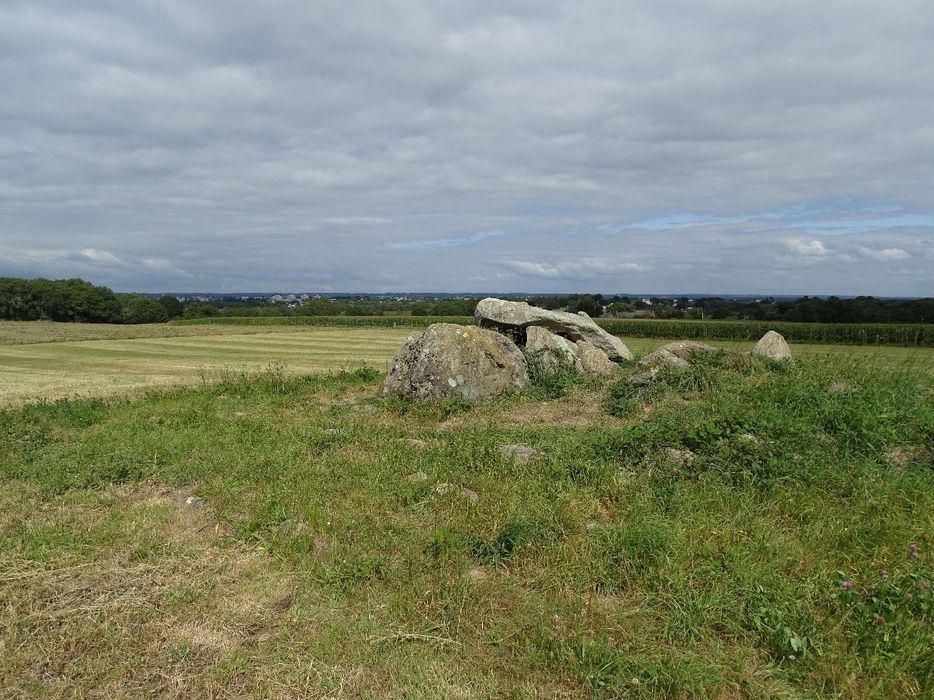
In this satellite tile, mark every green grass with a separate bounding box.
[1,350,932,696]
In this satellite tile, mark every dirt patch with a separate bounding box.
[885,445,934,469]
[443,388,622,430]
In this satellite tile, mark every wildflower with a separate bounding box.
[909,543,919,558]
[881,569,890,580]
[905,593,914,602]
[874,614,886,625]
[841,580,853,590]
[918,580,931,591]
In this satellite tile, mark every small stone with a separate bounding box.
[627,369,659,387]
[663,447,696,467]
[464,566,488,581]
[406,470,429,483]
[752,330,792,361]
[324,428,345,436]
[434,482,479,503]
[407,438,427,450]
[185,496,204,507]
[499,444,542,464]
[736,433,763,445]
[277,517,309,536]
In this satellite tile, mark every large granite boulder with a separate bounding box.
[639,341,718,369]
[474,298,633,362]
[576,340,617,374]
[525,325,583,372]
[383,323,529,400]
[752,331,792,361]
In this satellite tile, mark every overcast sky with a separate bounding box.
[2,1,933,295]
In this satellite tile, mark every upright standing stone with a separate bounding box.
[752,331,792,361]
[525,325,583,372]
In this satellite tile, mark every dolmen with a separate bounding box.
[383,298,633,400]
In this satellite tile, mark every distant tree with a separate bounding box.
[298,298,338,316]
[182,301,220,319]
[157,295,184,319]
[120,295,170,324]
[573,295,602,317]
[607,301,634,315]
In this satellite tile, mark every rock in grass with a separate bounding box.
[435,482,480,503]
[752,331,792,361]
[383,324,529,401]
[663,447,696,467]
[576,340,617,374]
[525,325,582,372]
[406,470,429,483]
[627,369,660,386]
[639,341,717,369]
[499,444,541,464]
[474,298,633,362]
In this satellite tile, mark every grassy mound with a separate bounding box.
[1,355,932,696]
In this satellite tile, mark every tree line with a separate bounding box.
[0,277,183,324]
[0,277,930,324]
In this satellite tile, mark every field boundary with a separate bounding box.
[170,315,934,347]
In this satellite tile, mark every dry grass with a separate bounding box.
[0,483,312,698]
[0,321,333,345]
[0,328,412,406]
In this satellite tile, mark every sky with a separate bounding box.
[1,1,933,295]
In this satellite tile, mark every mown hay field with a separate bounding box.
[1,322,932,405]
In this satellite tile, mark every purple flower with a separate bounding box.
[881,569,890,580]
[841,580,853,590]
[905,593,914,602]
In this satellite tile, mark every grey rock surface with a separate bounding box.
[525,325,582,372]
[475,298,633,361]
[383,323,529,400]
[752,330,792,361]
[576,340,617,374]
[639,341,718,369]
[498,444,542,464]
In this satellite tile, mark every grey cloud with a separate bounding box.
[1,1,932,294]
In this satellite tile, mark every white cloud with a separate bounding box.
[504,259,646,279]
[79,248,126,265]
[325,217,392,226]
[785,238,831,257]
[858,246,910,261]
